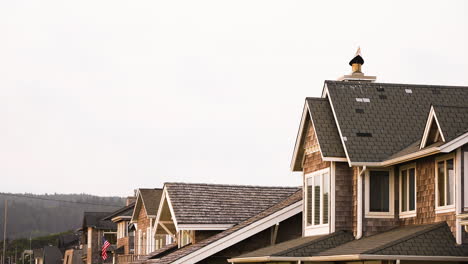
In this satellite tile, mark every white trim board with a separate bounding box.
[171,201,303,264]
[420,106,446,149]
[177,224,233,231]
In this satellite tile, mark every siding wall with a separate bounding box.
[136,205,152,255]
[334,162,353,231]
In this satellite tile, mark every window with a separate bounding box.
[399,164,416,218]
[305,168,330,228]
[365,169,394,218]
[435,154,455,213]
[179,230,193,247]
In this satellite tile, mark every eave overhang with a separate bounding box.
[229,254,468,263]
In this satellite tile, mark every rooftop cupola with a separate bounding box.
[338,47,376,82]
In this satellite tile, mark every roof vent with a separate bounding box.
[356,109,364,113]
[337,47,377,82]
[377,87,385,92]
[405,89,413,94]
[379,95,387,99]
[356,98,370,103]
[356,132,372,137]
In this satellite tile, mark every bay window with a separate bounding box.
[399,164,416,217]
[365,168,394,218]
[435,154,455,212]
[305,168,330,229]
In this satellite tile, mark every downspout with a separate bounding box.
[356,166,366,239]
[456,148,462,244]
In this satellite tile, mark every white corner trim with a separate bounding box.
[173,201,303,264]
[330,162,336,233]
[456,148,462,244]
[420,106,445,149]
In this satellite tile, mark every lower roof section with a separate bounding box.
[229,222,468,263]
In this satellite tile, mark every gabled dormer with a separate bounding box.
[420,105,445,149]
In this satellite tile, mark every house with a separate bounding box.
[229,50,468,263]
[102,202,136,264]
[58,233,81,264]
[139,182,301,264]
[33,246,63,264]
[62,249,82,264]
[80,211,117,264]
[130,188,164,258]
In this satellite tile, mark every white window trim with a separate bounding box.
[399,163,417,218]
[304,167,330,235]
[365,168,395,218]
[435,153,456,214]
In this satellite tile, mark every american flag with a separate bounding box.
[101,236,111,260]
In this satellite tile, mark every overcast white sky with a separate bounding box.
[1,0,467,196]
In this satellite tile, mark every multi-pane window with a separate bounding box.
[365,169,394,217]
[400,165,416,216]
[306,168,329,227]
[436,155,455,209]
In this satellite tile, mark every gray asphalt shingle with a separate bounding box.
[325,81,468,162]
[165,183,299,225]
[306,98,346,158]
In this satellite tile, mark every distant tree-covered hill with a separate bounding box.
[0,193,125,239]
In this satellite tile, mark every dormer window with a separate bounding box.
[305,168,330,234]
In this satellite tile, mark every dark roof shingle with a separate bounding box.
[325,81,468,162]
[83,212,116,230]
[306,98,346,158]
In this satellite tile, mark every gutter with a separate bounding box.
[356,166,366,239]
[228,254,468,263]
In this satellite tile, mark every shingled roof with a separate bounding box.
[102,202,135,221]
[165,183,299,225]
[306,98,346,158]
[82,212,116,230]
[325,81,468,163]
[292,81,468,168]
[230,222,468,262]
[147,189,302,264]
[432,105,468,142]
[139,189,163,216]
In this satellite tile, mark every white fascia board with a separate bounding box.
[164,188,179,232]
[291,102,310,171]
[229,254,468,263]
[111,216,131,223]
[439,132,468,153]
[173,201,303,264]
[130,190,143,223]
[349,146,440,167]
[420,106,446,149]
[177,224,233,231]
[324,83,352,167]
[322,157,348,162]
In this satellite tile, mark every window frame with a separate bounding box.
[435,153,456,214]
[365,168,395,218]
[399,163,417,218]
[304,168,330,234]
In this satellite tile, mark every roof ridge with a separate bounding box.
[364,222,447,254]
[325,80,468,88]
[432,104,468,109]
[165,182,300,189]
